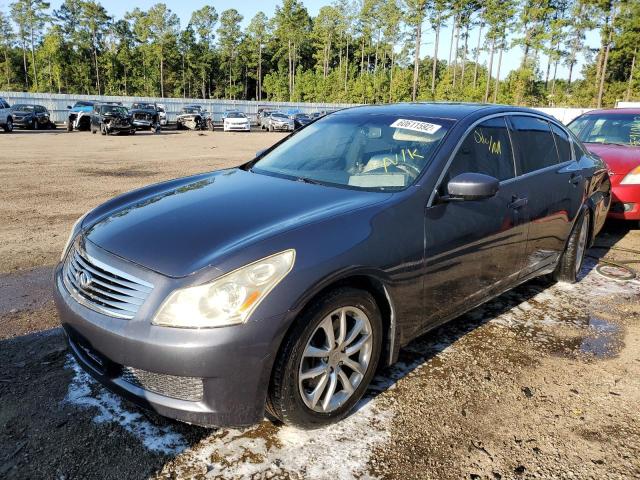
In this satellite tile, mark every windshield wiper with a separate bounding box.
[296,176,321,185]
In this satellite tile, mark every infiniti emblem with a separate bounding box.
[77,270,93,290]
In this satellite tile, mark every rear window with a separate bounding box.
[510,116,558,174]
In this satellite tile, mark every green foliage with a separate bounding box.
[0,0,636,105]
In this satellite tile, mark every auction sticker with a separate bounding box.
[390,118,442,134]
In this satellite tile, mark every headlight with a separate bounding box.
[621,166,640,185]
[60,213,87,261]
[152,249,296,328]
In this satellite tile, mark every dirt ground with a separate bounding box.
[1,129,639,479]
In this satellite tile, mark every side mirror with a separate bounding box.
[444,172,499,201]
[66,105,71,109]
[256,148,267,158]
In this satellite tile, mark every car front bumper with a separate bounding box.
[53,258,282,427]
[224,123,250,131]
[13,117,34,127]
[608,183,640,220]
[271,123,293,131]
[132,119,154,129]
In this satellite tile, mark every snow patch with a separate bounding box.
[64,356,188,455]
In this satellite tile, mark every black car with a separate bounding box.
[11,104,55,129]
[54,103,610,430]
[90,103,135,135]
[292,113,312,130]
[130,102,161,133]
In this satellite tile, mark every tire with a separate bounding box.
[91,123,97,134]
[267,287,382,429]
[100,124,107,135]
[3,117,13,132]
[269,124,274,132]
[553,210,590,283]
[49,121,56,129]
[66,119,72,132]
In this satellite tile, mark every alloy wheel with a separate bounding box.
[298,306,373,413]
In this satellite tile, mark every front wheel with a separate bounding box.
[267,287,382,429]
[3,117,13,132]
[553,211,590,283]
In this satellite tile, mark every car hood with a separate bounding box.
[583,143,640,174]
[130,108,155,114]
[84,169,391,277]
[225,117,248,123]
[12,109,34,115]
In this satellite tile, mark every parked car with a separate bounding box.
[265,112,294,132]
[130,102,161,133]
[259,110,274,130]
[91,103,135,135]
[67,100,96,131]
[257,107,277,124]
[223,111,251,132]
[291,113,312,130]
[568,108,640,223]
[156,103,168,126]
[0,97,13,132]
[176,105,212,131]
[54,103,609,430]
[11,104,55,129]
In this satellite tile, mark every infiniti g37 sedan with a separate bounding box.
[54,103,610,429]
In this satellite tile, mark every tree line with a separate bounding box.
[0,0,637,107]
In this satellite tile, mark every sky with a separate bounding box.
[2,0,600,82]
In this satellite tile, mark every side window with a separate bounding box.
[510,116,559,174]
[549,123,573,163]
[441,116,515,191]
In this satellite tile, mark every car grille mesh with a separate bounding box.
[62,246,153,319]
[120,366,204,402]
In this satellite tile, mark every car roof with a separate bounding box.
[331,102,554,122]
[582,108,640,116]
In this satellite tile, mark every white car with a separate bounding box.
[223,112,251,132]
[0,96,14,132]
[157,103,167,126]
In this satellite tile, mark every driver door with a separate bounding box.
[422,116,529,327]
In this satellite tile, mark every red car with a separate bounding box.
[568,109,640,222]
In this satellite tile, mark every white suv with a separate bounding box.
[0,97,13,132]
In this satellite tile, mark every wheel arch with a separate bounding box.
[277,272,398,373]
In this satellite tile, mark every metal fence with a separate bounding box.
[0,90,597,125]
[0,91,355,124]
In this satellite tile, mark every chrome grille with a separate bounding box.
[62,246,153,319]
[120,366,203,402]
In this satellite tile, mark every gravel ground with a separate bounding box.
[0,129,639,479]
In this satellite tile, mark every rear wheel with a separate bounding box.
[267,287,382,429]
[553,210,590,283]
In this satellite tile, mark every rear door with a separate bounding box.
[423,116,529,326]
[507,115,583,276]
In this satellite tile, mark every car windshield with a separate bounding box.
[74,101,93,107]
[568,113,640,147]
[13,104,34,111]
[295,114,310,120]
[227,112,245,118]
[101,105,127,114]
[133,103,154,109]
[183,107,200,114]
[253,113,451,191]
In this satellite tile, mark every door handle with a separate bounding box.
[509,196,528,209]
[570,174,583,185]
